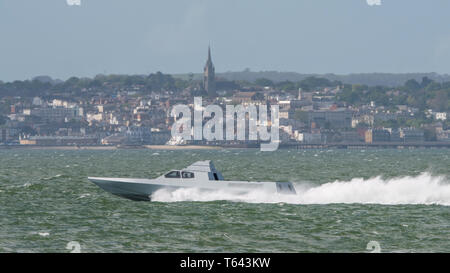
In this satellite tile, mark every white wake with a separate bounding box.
[151,173,450,206]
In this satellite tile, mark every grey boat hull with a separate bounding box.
[89,178,174,201]
[88,177,296,201]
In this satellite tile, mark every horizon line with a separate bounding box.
[2,70,450,83]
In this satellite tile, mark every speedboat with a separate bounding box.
[88,160,296,201]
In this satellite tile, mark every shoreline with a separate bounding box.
[1,142,450,150]
[0,145,223,150]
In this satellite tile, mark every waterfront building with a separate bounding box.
[29,107,82,122]
[365,130,373,143]
[372,129,391,142]
[19,136,99,146]
[390,129,402,142]
[341,131,362,143]
[308,110,352,129]
[401,128,425,143]
[302,132,324,144]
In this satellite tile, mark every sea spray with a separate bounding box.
[151,172,450,206]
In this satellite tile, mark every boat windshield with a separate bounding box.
[164,171,181,178]
[182,171,194,178]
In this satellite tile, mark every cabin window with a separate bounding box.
[182,171,194,179]
[164,171,181,178]
[213,173,219,181]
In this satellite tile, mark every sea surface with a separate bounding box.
[0,148,449,253]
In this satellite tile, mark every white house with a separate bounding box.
[434,112,447,121]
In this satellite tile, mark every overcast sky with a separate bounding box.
[1,0,450,81]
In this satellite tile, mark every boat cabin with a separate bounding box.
[159,161,224,181]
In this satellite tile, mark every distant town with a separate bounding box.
[1,48,449,149]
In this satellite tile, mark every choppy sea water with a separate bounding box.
[0,148,449,253]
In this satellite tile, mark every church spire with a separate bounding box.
[203,45,216,96]
[208,45,212,62]
[206,45,213,66]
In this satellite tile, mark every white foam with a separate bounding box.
[151,173,450,206]
[78,193,91,199]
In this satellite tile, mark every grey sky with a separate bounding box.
[1,0,450,81]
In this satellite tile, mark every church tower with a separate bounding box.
[203,46,216,96]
